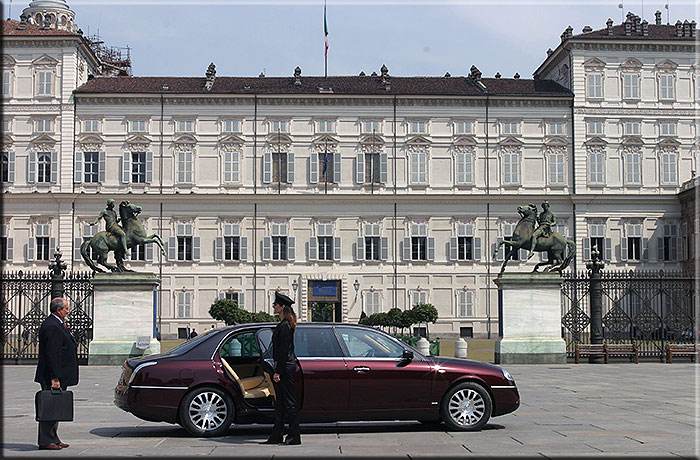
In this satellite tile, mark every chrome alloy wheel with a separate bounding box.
[447,388,486,427]
[188,391,228,432]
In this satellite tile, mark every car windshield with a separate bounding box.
[168,328,217,355]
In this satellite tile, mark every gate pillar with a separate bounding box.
[494,273,567,364]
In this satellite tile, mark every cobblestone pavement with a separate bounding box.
[2,363,697,458]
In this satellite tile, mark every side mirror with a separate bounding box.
[401,349,414,361]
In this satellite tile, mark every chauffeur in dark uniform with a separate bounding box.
[262,291,301,445]
[34,297,78,450]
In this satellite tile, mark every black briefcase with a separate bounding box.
[35,388,74,422]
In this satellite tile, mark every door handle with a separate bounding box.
[353,366,370,372]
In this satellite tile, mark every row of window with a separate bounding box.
[3,146,685,187]
[4,220,689,264]
[585,71,697,101]
[585,120,681,137]
[2,69,54,98]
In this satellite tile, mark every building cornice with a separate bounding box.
[574,107,698,116]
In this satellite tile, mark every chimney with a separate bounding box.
[370,71,377,76]
[634,15,642,33]
[444,72,451,78]
[469,65,482,81]
[380,64,390,84]
[259,72,265,78]
[582,25,592,33]
[624,20,632,36]
[359,71,366,76]
[642,20,648,36]
[294,66,302,85]
[204,63,216,91]
[683,20,690,37]
[495,72,501,79]
[691,21,696,38]
[514,73,520,79]
[606,18,614,35]
[676,20,683,37]
[655,10,662,25]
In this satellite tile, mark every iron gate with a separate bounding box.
[562,269,696,360]
[1,251,94,364]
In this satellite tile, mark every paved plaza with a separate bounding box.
[2,363,697,458]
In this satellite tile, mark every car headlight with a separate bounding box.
[502,368,514,382]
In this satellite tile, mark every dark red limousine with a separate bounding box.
[114,323,519,437]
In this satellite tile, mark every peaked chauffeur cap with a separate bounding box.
[274,291,295,307]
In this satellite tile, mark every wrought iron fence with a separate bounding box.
[1,251,94,364]
[562,269,696,360]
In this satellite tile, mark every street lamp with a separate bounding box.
[292,279,299,299]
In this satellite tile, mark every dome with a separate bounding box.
[22,0,77,32]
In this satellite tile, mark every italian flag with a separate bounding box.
[324,2,329,58]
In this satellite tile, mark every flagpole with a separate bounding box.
[324,0,328,80]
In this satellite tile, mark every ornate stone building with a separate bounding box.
[2,4,697,339]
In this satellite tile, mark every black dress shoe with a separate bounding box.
[38,444,62,450]
[282,437,301,445]
[259,438,282,444]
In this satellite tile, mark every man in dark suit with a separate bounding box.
[34,298,78,450]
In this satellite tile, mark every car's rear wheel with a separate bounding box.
[179,386,234,437]
[440,382,492,431]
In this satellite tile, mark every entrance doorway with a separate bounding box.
[307,280,342,323]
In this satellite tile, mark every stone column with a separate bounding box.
[88,272,160,365]
[494,273,566,364]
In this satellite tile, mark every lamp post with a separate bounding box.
[586,247,605,363]
[292,279,299,300]
[353,279,360,297]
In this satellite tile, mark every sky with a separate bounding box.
[5,0,699,78]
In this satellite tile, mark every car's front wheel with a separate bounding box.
[440,382,492,431]
[179,386,235,437]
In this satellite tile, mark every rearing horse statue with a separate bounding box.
[81,201,166,272]
[493,204,575,276]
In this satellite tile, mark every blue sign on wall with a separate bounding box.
[313,281,337,297]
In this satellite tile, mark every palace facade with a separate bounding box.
[2,2,698,339]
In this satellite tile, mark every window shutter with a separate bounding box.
[496,237,504,262]
[122,151,131,184]
[74,152,83,183]
[473,237,482,261]
[603,237,611,261]
[50,151,58,183]
[146,242,154,262]
[28,151,36,183]
[621,237,628,261]
[427,237,435,262]
[214,236,223,261]
[240,237,248,261]
[287,237,295,262]
[49,237,56,257]
[309,152,318,184]
[333,152,342,183]
[262,237,271,261]
[99,152,107,184]
[308,237,317,261]
[381,237,388,261]
[263,152,272,184]
[286,152,295,183]
[670,236,678,261]
[656,237,665,261]
[192,236,201,262]
[334,236,341,261]
[642,237,649,261]
[27,238,35,261]
[74,237,83,261]
[168,236,177,261]
[218,291,226,300]
[380,153,388,183]
[449,237,457,261]
[6,238,12,261]
[356,236,364,261]
[146,152,153,183]
[8,152,15,183]
[356,152,365,184]
[238,292,245,309]
[582,238,591,261]
[402,237,411,261]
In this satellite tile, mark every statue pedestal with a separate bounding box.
[494,273,566,364]
[88,272,160,365]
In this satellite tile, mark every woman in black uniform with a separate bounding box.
[262,291,301,445]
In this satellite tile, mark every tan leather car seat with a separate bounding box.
[221,359,275,399]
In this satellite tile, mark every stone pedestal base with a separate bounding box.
[88,272,160,365]
[494,273,566,365]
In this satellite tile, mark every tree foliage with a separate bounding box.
[209,299,277,325]
[359,304,439,336]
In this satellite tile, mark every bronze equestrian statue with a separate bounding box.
[81,200,166,273]
[493,203,575,276]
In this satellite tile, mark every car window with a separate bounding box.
[294,327,343,358]
[335,327,404,358]
[168,329,216,355]
[220,332,261,358]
